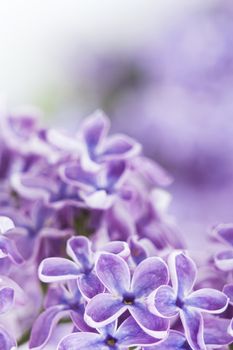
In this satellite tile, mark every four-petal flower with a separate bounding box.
[39,236,104,299]
[85,252,169,338]
[149,251,229,350]
[58,316,161,350]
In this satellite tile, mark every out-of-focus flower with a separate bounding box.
[0,216,27,349]
[0,216,23,268]
[60,159,128,210]
[29,281,88,349]
[64,2,233,245]
[213,224,233,272]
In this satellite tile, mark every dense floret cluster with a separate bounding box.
[0,111,232,349]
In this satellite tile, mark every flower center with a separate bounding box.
[123,293,135,305]
[176,297,184,309]
[105,335,117,347]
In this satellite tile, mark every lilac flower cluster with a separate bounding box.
[0,110,232,349]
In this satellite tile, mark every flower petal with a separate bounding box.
[102,241,130,259]
[70,311,94,332]
[95,253,130,295]
[130,302,169,339]
[0,216,14,234]
[101,134,141,160]
[0,236,24,264]
[203,315,233,346]
[145,331,188,350]
[131,156,173,187]
[29,305,68,349]
[78,272,104,299]
[98,320,117,337]
[83,190,114,210]
[103,160,126,191]
[60,162,96,191]
[149,285,178,318]
[116,316,161,347]
[186,288,228,313]
[214,223,233,247]
[58,332,103,350]
[44,285,69,308]
[85,293,126,328]
[215,250,233,271]
[128,236,148,265]
[229,318,233,337]
[180,308,205,350]
[0,326,16,350]
[11,172,57,202]
[67,237,92,270]
[39,258,81,283]
[168,251,197,299]
[132,257,169,298]
[80,110,110,150]
[0,287,14,314]
[223,284,233,304]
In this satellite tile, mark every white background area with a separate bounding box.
[0,0,206,106]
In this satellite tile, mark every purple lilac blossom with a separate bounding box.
[149,251,229,350]
[39,236,104,299]
[58,316,161,349]
[29,281,89,349]
[85,252,169,338]
[0,217,25,349]
[0,110,232,350]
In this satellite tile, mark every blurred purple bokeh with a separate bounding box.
[63,0,233,246]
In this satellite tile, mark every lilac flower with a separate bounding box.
[99,240,130,259]
[58,316,161,350]
[133,189,183,250]
[0,203,72,262]
[39,236,104,299]
[149,251,229,350]
[60,159,127,210]
[95,187,182,251]
[0,273,17,349]
[0,216,23,269]
[11,165,85,210]
[213,223,233,271]
[29,281,89,349]
[68,111,141,171]
[85,252,169,338]
[11,113,141,211]
[144,316,233,350]
[1,104,232,350]
[0,113,58,162]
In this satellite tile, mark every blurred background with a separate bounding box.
[0,0,233,247]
